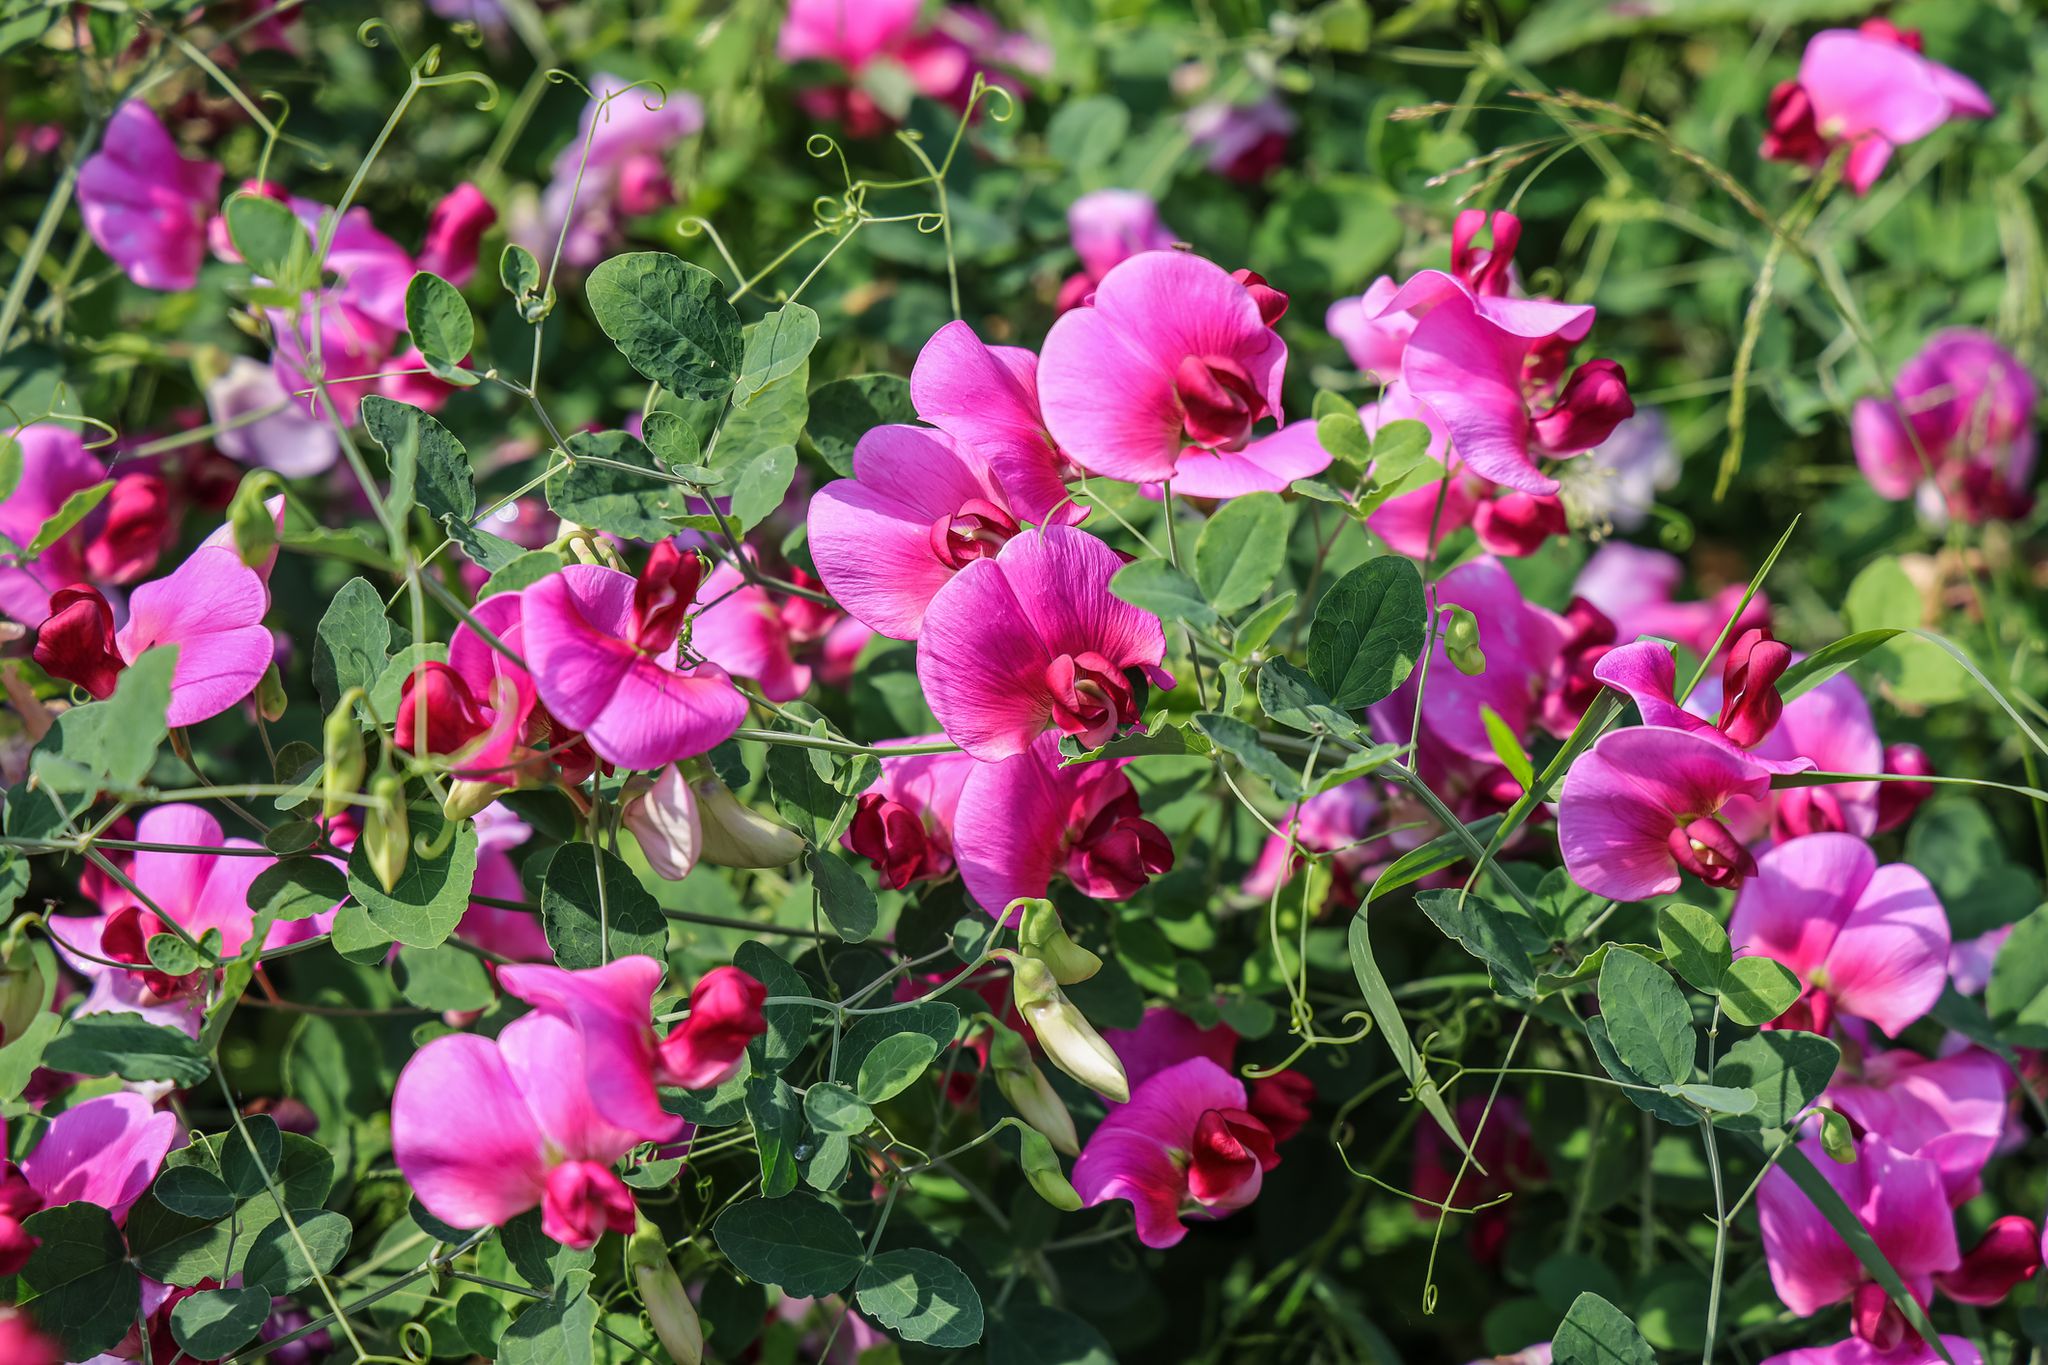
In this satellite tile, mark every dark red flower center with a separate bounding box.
[1187,1107,1277,1204]
[33,585,125,700]
[928,498,1022,570]
[1666,815,1757,889]
[1045,652,1140,749]
[1174,354,1262,451]
[847,793,933,891]
[628,542,702,654]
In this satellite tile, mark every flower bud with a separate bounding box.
[1442,605,1485,676]
[628,1219,703,1365]
[0,945,44,1047]
[693,771,805,869]
[256,662,287,723]
[321,704,367,820]
[441,777,506,824]
[363,777,410,893]
[1874,743,1935,834]
[1014,899,1101,985]
[1014,1122,1084,1211]
[624,765,703,882]
[1011,956,1128,1103]
[988,1022,1079,1156]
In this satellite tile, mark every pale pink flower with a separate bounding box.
[1852,330,2036,524]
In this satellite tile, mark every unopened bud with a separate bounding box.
[364,777,410,893]
[227,471,281,570]
[1014,898,1101,985]
[0,943,47,1047]
[624,765,703,881]
[1011,956,1128,1103]
[1015,1123,1084,1210]
[441,777,507,824]
[692,770,804,869]
[628,1220,703,1365]
[988,1022,1079,1156]
[322,704,368,820]
[256,663,287,723]
[1443,605,1484,676]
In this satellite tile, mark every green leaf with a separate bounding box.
[23,478,110,558]
[345,803,479,949]
[765,739,840,843]
[1479,704,1534,790]
[802,1082,872,1136]
[1844,559,1970,706]
[1663,1081,1756,1115]
[548,430,696,539]
[807,374,916,478]
[1552,1291,1655,1365]
[735,941,816,1074]
[171,1285,274,1359]
[369,642,450,723]
[1110,558,1218,628]
[1776,1147,1957,1364]
[986,1306,1115,1365]
[1988,903,2048,1047]
[500,1285,597,1365]
[312,577,391,716]
[38,644,176,791]
[1585,1015,1697,1126]
[1256,658,1359,738]
[541,843,667,968]
[856,1032,939,1102]
[504,1208,595,1289]
[146,932,206,976]
[16,1202,140,1360]
[806,848,877,943]
[585,251,743,402]
[219,1115,283,1199]
[500,243,550,322]
[856,1248,985,1348]
[1657,903,1731,995]
[1719,954,1804,1027]
[44,1012,210,1085]
[1596,947,1694,1087]
[1712,1029,1839,1132]
[398,944,495,1012]
[1194,713,1301,801]
[1046,94,1130,169]
[225,194,311,285]
[1232,591,1298,660]
[713,1194,867,1296]
[745,1074,803,1198]
[404,272,477,383]
[1193,492,1293,613]
[246,858,346,927]
[728,444,800,532]
[734,304,820,400]
[1348,908,1476,1164]
[153,1166,236,1221]
[1779,628,1902,702]
[1415,889,1537,998]
[360,396,475,523]
[1307,556,1426,709]
[835,1002,957,1089]
[481,549,564,598]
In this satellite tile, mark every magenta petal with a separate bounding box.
[523,566,638,732]
[1823,860,1950,1038]
[1756,1136,1886,1316]
[498,1012,645,1165]
[952,734,1073,915]
[1168,420,1331,499]
[916,558,1054,762]
[129,804,225,925]
[498,957,684,1147]
[393,1033,550,1231]
[1800,31,1966,145]
[115,545,273,727]
[21,1094,178,1221]
[1101,1007,1238,1096]
[1851,397,1923,500]
[1730,832,1877,982]
[1000,526,1167,677]
[1402,296,1553,496]
[808,428,991,639]
[582,654,748,769]
[1763,1338,1983,1365]
[1558,727,1772,901]
[688,564,811,703]
[77,102,221,291]
[909,323,1074,525]
[1828,1048,2009,1204]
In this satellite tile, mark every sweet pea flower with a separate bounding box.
[35,528,274,728]
[1728,833,1949,1039]
[522,551,748,771]
[77,102,222,290]
[417,182,497,288]
[777,0,921,70]
[451,805,553,962]
[1762,1336,1982,1365]
[841,741,975,890]
[1550,409,1680,534]
[659,965,769,1089]
[1184,94,1295,183]
[1757,1135,1958,1350]
[916,525,1170,762]
[778,1,1044,136]
[1572,541,1771,658]
[205,356,342,478]
[1038,252,1288,486]
[1558,726,1772,901]
[1072,1056,1280,1248]
[1761,22,1992,195]
[1358,386,1553,559]
[1242,780,1383,905]
[1875,744,1936,834]
[1711,671,1885,840]
[0,1095,179,1272]
[808,423,1024,640]
[622,764,703,882]
[395,589,538,782]
[908,320,1083,527]
[952,732,1173,916]
[394,956,687,1247]
[1829,1047,2011,1206]
[1852,330,2037,525]
[1098,1007,1314,1141]
[1935,1215,2041,1306]
[0,425,173,626]
[1060,190,1178,311]
[1592,632,1805,768]
[0,1309,60,1365]
[690,559,838,702]
[524,75,703,270]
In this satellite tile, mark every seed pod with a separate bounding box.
[363,776,410,892]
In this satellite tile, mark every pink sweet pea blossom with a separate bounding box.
[417,182,496,287]
[841,741,975,890]
[916,525,1170,762]
[951,732,1173,916]
[34,530,274,728]
[0,1094,178,1270]
[808,423,1023,640]
[1700,671,1884,840]
[908,320,1083,527]
[778,0,922,69]
[1852,330,2037,524]
[1762,1337,1982,1365]
[395,589,538,781]
[393,956,685,1246]
[690,560,830,702]
[455,804,553,962]
[1829,1047,2012,1206]
[1184,94,1295,183]
[659,965,769,1089]
[1728,833,1949,1039]
[522,553,748,771]
[1072,1056,1278,1248]
[1558,726,1772,901]
[522,75,703,270]
[1935,1215,2040,1305]
[0,425,173,626]
[0,1308,60,1365]
[1242,780,1383,904]
[1573,542,1770,657]
[1060,190,1177,311]
[1038,252,1288,486]
[778,1,1043,137]
[1761,22,1992,195]
[1758,1135,1958,1350]
[1097,1007,1315,1141]
[77,103,222,291]
[205,356,342,478]
[1592,632,1805,769]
